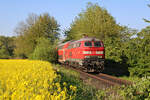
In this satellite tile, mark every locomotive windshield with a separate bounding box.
[94,41,101,47]
[84,41,92,47]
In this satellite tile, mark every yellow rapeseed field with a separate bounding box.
[0,60,76,100]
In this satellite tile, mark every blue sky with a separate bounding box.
[0,0,150,36]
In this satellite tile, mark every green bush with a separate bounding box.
[119,77,150,100]
[129,67,150,77]
[0,36,15,59]
[30,37,58,63]
[0,46,10,58]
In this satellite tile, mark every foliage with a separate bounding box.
[0,60,76,100]
[95,77,150,100]
[0,36,15,58]
[137,26,150,67]
[119,77,150,100]
[95,89,107,100]
[30,37,58,63]
[14,13,60,59]
[121,26,150,77]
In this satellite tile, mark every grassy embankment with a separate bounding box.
[53,64,150,100]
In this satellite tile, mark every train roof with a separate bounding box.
[75,37,100,42]
[58,37,101,46]
[58,40,74,47]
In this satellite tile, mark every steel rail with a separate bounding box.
[97,73,132,86]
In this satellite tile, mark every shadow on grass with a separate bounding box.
[103,59,130,77]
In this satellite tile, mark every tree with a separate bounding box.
[137,26,150,68]
[14,13,60,58]
[65,2,123,41]
[126,26,150,77]
[0,36,15,58]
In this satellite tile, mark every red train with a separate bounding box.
[57,37,105,72]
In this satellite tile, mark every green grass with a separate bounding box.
[52,64,101,100]
[119,76,141,82]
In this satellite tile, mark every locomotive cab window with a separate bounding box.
[94,41,101,47]
[84,41,92,47]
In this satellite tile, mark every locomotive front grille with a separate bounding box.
[83,56,104,66]
[83,55,104,72]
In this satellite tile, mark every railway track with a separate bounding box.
[97,73,132,86]
[58,65,132,88]
[72,68,132,88]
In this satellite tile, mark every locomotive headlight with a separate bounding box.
[83,51,92,54]
[96,51,103,54]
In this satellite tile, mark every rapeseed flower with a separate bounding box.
[0,60,76,100]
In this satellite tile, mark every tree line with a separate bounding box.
[0,2,149,77]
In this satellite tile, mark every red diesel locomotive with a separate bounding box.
[57,37,105,72]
